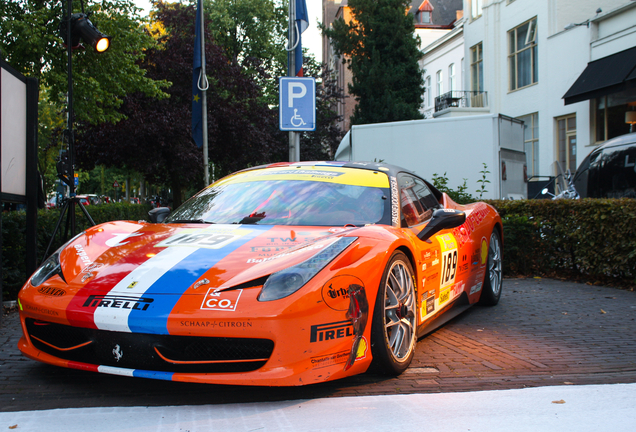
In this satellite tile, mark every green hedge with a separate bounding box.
[4,199,635,301]
[2,203,152,301]
[487,199,636,286]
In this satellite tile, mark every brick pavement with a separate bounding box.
[1,278,635,412]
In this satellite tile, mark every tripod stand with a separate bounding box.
[42,0,98,261]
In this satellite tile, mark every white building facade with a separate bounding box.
[460,0,636,194]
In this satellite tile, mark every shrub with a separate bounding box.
[488,199,636,286]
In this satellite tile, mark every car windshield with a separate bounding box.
[166,170,391,227]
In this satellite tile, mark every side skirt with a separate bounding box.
[416,293,471,338]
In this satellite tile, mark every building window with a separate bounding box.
[436,70,443,96]
[518,113,539,177]
[508,18,537,91]
[470,43,483,92]
[419,11,431,24]
[594,94,636,143]
[471,0,482,19]
[449,63,456,92]
[426,76,432,107]
[556,115,577,173]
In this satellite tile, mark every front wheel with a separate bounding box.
[370,251,417,375]
[479,229,503,306]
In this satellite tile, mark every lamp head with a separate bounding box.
[60,13,111,53]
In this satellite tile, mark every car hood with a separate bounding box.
[57,221,360,296]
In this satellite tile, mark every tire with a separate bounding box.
[479,229,503,306]
[370,251,417,375]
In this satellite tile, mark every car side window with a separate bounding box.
[398,174,440,227]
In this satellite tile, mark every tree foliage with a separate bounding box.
[322,0,425,125]
[207,0,287,103]
[0,0,168,125]
[77,1,285,206]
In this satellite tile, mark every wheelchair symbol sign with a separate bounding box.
[280,77,316,131]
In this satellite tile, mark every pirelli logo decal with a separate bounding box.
[310,320,354,343]
[82,295,154,311]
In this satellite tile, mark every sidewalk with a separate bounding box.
[1,383,635,432]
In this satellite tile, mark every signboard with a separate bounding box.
[113,181,119,188]
[279,77,316,131]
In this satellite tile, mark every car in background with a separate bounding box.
[573,132,636,198]
[18,162,502,386]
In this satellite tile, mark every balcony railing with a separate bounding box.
[434,91,488,112]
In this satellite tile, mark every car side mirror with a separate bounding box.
[417,209,466,241]
[148,207,171,223]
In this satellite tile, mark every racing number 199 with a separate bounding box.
[442,250,458,284]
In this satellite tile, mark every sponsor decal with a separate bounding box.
[112,344,123,362]
[246,242,327,264]
[481,237,488,266]
[390,176,399,226]
[250,169,345,178]
[24,304,59,316]
[157,228,248,250]
[310,320,354,343]
[106,232,143,247]
[356,336,368,360]
[470,282,483,295]
[451,281,465,299]
[426,296,435,314]
[423,271,439,282]
[437,233,459,290]
[470,249,480,266]
[37,286,66,297]
[452,203,490,247]
[311,351,349,369]
[439,287,451,305]
[82,295,154,311]
[192,278,209,290]
[180,320,253,328]
[74,244,93,266]
[200,288,242,311]
[81,263,103,273]
[322,276,365,311]
[475,270,486,282]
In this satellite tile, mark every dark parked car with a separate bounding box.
[573,132,636,198]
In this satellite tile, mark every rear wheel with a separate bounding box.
[371,251,417,375]
[480,229,503,306]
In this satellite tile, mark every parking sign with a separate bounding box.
[279,77,316,131]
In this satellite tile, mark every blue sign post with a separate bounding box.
[279,77,316,131]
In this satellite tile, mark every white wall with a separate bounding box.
[463,0,636,178]
[419,24,465,118]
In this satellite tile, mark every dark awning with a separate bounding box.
[563,46,636,105]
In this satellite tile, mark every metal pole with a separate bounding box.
[200,2,209,185]
[66,0,76,235]
[288,0,299,162]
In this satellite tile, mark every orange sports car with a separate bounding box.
[17,162,502,386]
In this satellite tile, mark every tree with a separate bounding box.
[0,0,169,199]
[322,0,425,125]
[207,0,288,104]
[300,55,346,160]
[0,0,168,125]
[76,1,285,207]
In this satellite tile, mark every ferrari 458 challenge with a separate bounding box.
[18,162,502,386]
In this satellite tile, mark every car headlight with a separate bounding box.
[30,251,63,287]
[258,237,357,302]
[29,232,84,287]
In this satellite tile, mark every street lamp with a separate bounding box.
[44,1,111,258]
[60,12,111,53]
